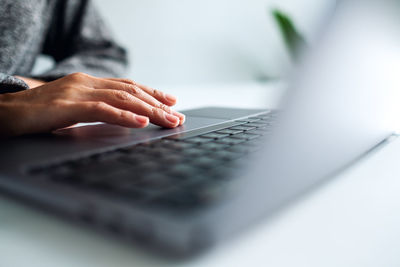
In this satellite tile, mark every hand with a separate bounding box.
[0,72,185,137]
[15,76,46,88]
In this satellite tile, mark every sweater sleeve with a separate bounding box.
[34,0,128,81]
[0,73,29,94]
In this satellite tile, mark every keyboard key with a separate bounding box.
[247,128,269,135]
[150,190,199,210]
[135,161,163,171]
[48,166,81,183]
[199,142,229,151]
[245,122,271,128]
[146,147,175,157]
[106,169,143,185]
[181,148,209,158]
[184,182,225,204]
[216,137,246,145]
[98,170,159,196]
[226,146,249,154]
[118,154,150,165]
[228,144,258,154]
[245,139,264,146]
[84,178,118,193]
[230,132,261,140]
[208,165,235,180]
[158,141,195,151]
[159,154,186,164]
[150,139,177,146]
[128,173,176,191]
[183,137,213,144]
[115,185,149,202]
[200,132,230,139]
[228,126,257,131]
[73,159,129,177]
[118,144,151,154]
[215,129,243,135]
[150,182,225,210]
[209,150,242,161]
[96,149,128,160]
[192,157,221,169]
[167,164,201,179]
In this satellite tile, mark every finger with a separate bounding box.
[122,81,185,124]
[63,73,176,106]
[84,89,181,128]
[62,73,184,126]
[92,78,185,125]
[106,78,178,106]
[64,101,149,128]
[98,79,173,113]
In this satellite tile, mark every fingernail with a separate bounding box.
[173,111,185,124]
[165,113,179,124]
[165,93,177,102]
[180,114,186,124]
[135,115,149,124]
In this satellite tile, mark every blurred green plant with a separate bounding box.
[272,9,307,62]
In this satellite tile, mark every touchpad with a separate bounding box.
[54,116,227,144]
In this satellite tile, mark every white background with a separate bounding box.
[94,0,335,86]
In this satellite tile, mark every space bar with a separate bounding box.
[165,121,244,140]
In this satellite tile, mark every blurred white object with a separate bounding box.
[233,0,400,227]
[94,0,335,85]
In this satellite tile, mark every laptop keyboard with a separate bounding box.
[28,111,277,211]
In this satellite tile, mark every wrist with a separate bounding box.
[15,76,45,89]
[0,91,16,103]
[0,93,21,137]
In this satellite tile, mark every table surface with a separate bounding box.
[1,82,400,267]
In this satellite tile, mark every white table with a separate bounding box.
[1,82,400,267]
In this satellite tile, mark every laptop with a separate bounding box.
[0,0,398,257]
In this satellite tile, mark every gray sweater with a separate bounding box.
[0,0,128,94]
